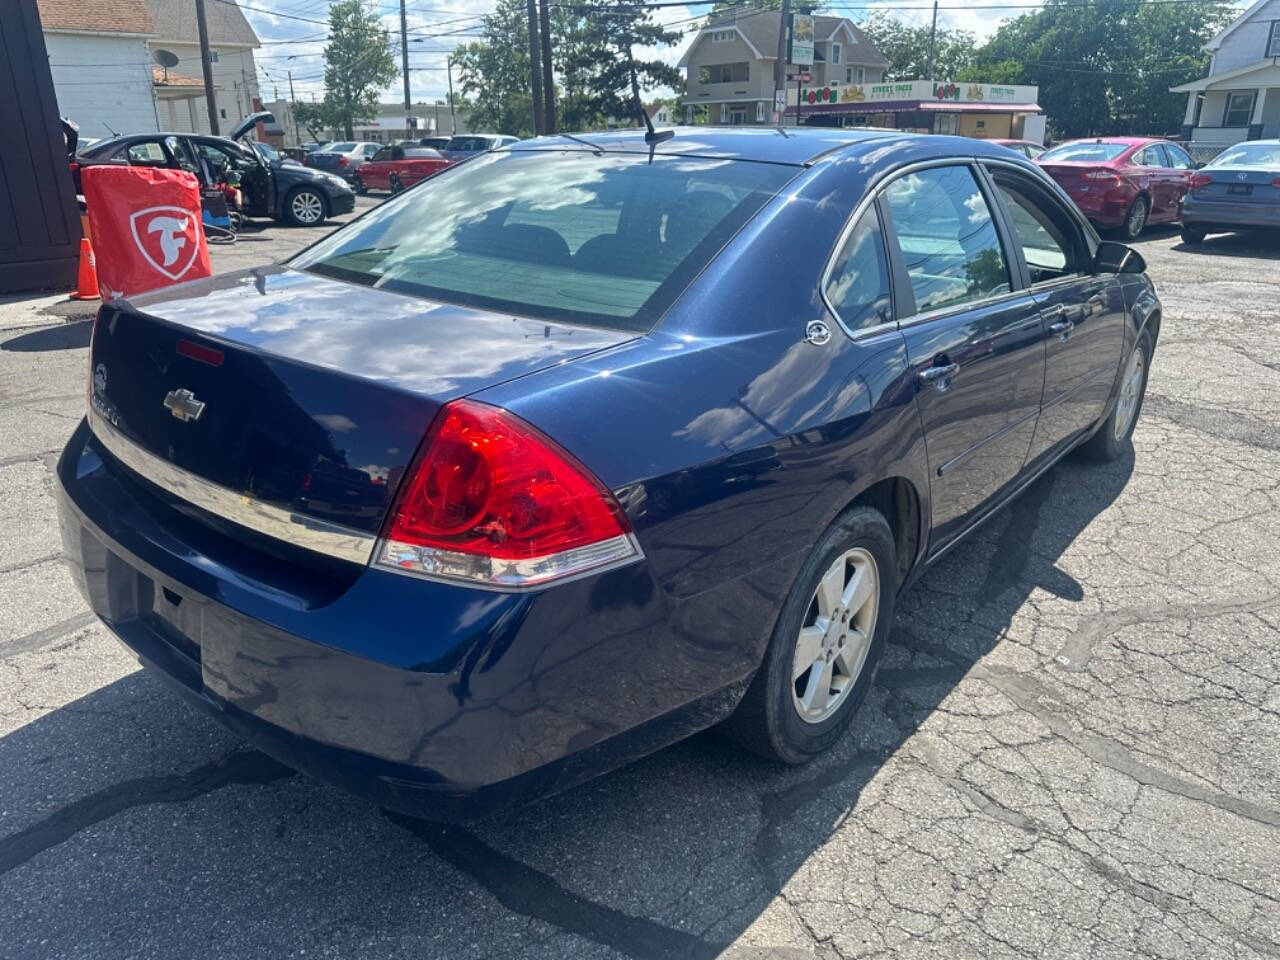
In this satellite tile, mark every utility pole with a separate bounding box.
[526,0,544,135]
[447,58,457,134]
[400,0,412,136]
[773,0,792,125]
[538,0,555,134]
[927,0,938,83]
[287,70,301,147]
[195,0,220,135]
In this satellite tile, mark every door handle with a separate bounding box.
[1048,318,1074,338]
[917,362,960,392]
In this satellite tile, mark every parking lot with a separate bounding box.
[1,205,1277,959]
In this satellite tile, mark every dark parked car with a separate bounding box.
[439,133,519,161]
[414,136,451,150]
[304,141,381,182]
[57,129,1159,820]
[75,113,355,226]
[1036,136,1196,239]
[1178,139,1280,244]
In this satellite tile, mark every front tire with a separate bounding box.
[1081,327,1152,461]
[1121,195,1148,240]
[389,173,404,194]
[723,506,897,764]
[284,187,327,227]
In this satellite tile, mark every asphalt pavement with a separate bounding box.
[0,209,1277,960]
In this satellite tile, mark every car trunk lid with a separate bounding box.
[88,265,633,560]
[1191,167,1280,204]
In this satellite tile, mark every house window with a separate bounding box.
[1268,21,1280,58]
[720,104,728,123]
[756,101,765,123]
[832,43,841,65]
[857,66,866,83]
[846,67,853,83]
[711,30,733,42]
[1223,91,1256,127]
[699,62,749,84]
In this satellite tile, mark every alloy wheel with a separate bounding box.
[1113,344,1145,441]
[792,547,880,724]
[1126,199,1147,239]
[291,190,324,224]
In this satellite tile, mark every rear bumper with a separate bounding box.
[56,419,751,819]
[1180,196,1280,230]
[1068,186,1134,227]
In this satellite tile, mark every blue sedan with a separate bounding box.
[1179,139,1280,244]
[56,128,1160,819]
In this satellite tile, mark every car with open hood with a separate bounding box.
[75,112,354,227]
[57,128,1160,820]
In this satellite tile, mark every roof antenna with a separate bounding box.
[642,107,674,146]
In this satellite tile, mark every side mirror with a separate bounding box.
[1095,240,1146,274]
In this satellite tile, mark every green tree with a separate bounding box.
[308,0,399,140]
[966,0,1232,138]
[563,0,685,125]
[453,0,538,136]
[857,11,977,81]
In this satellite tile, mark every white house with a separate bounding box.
[145,0,262,135]
[1172,0,1280,149]
[37,0,160,138]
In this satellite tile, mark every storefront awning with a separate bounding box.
[918,101,1041,113]
[785,99,1041,116]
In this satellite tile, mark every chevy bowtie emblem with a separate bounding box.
[163,388,206,423]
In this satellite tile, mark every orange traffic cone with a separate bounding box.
[73,237,99,301]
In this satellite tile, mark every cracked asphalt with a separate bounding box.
[1,218,1277,959]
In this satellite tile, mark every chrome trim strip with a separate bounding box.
[1040,364,1112,412]
[88,408,377,566]
[936,406,1039,478]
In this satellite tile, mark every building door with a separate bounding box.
[0,0,82,293]
[729,108,747,125]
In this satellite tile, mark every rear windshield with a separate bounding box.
[328,142,357,152]
[1040,142,1128,163]
[405,147,441,157]
[1207,143,1280,168]
[291,150,795,331]
[446,137,492,151]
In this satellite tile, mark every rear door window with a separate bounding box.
[881,165,1011,315]
[292,152,796,331]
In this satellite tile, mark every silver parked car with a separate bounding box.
[304,141,381,183]
[1179,140,1280,244]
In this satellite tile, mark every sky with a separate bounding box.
[237,0,1056,108]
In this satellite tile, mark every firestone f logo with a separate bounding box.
[129,206,201,281]
[147,216,188,267]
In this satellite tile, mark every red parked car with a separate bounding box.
[352,145,451,195]
[1036,137,1197,239]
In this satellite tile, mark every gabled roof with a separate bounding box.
[1204,0,1278,51]
[1171,58,1280,91]
[36,0,156,36]
[678,9,888,68]
[145,0,259,47]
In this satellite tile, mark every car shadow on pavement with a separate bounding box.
[1172,232,1280,260]
[0,451,1133,958]
[1,320,93,352]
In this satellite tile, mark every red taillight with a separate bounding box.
[1189,173,1213,189]
[1082,168,1120,182]
[1272,177,1280,189]
[377,399,639,587]
[337,155,350,168]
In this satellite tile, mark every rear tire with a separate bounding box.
[1121,195,1148,240]
[353,173,366,196]
[722,506,896,764]
[390,173,404,194]
[1081,327,1152,462]
[1180,226,1206,246]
